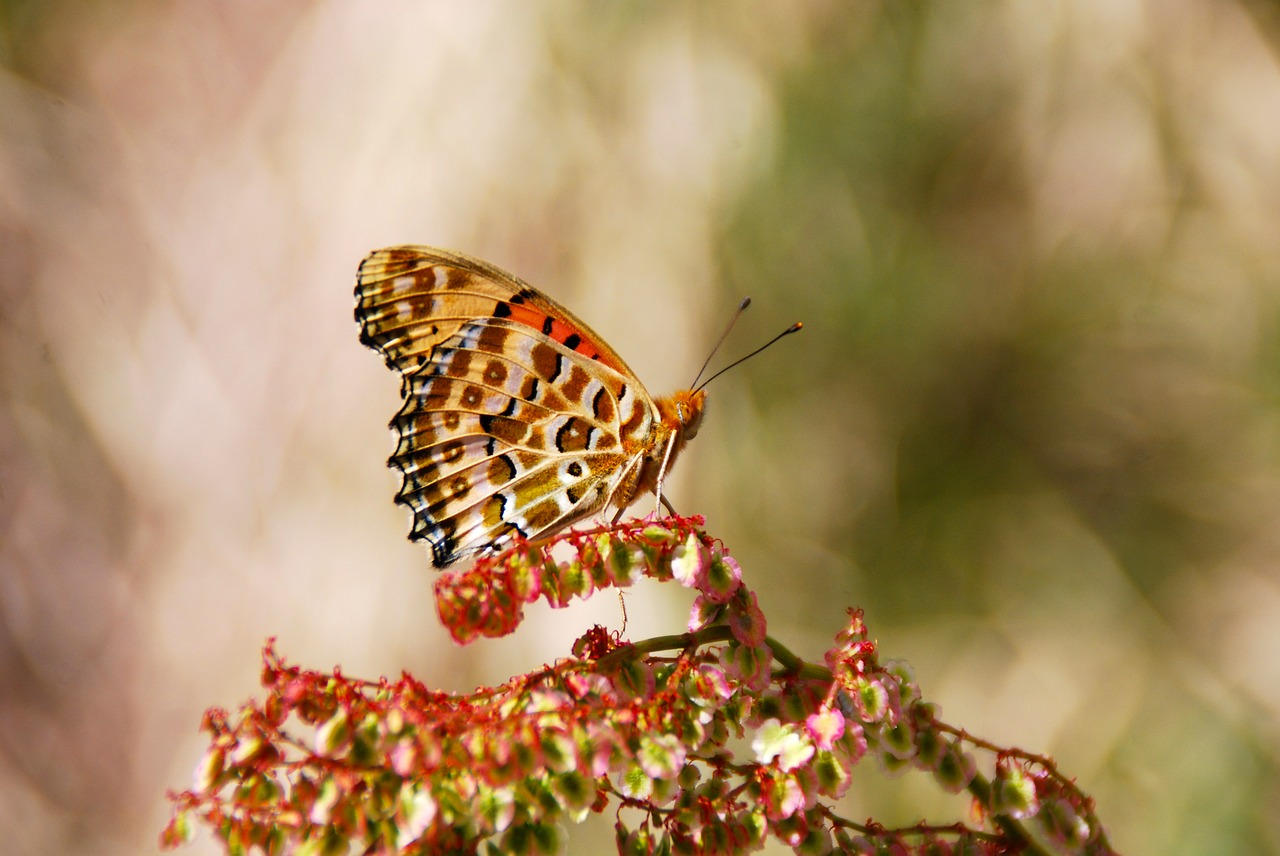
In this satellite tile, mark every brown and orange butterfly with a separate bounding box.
[355,246,711,568]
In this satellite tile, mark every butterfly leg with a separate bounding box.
[653,433,678,518]
[660,494,679,517]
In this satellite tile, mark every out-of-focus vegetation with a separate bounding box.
[707,5,1280,852]
[2,3,1278,854]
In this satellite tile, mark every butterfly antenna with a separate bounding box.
[694,321,804,392]
[690,297,752,389]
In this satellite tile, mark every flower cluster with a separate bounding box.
[163,519,1116,855]
[433,514,749,644]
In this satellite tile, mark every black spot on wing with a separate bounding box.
[592,386,613,421]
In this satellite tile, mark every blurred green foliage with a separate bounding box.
[712,5,1280,852]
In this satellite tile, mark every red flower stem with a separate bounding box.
[593,625,737,669]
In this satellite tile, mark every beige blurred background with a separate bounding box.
[3,2,1280,854]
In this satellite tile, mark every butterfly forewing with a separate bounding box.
[355,247,663,568]
[356,247,636,376]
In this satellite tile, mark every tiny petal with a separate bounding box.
[564,672,591,698]
[933,742,977,793]
[881,719,917,760]
[670,533,707,588]
[479,786,517,833]
[805,708,845,751]
[159,810,195,848]
[752,719,815,772]
[727,590,767,646]
[555,770,597,817]
[994,764,1040,819]
[767,773,808,820]
[721,640,772,691]
[309,777,340,825]
[813,749,851,799]
[540,729,578,774]
[688,595,720,632]
[702,554,743,602]
[389,738,418,776]
[642,524,673,541]
[193,747,225,793]
[697,664,733,702]
[229,733,264,765]
[398,783,437,842]
[855,679,889,722]
[617,763,654,800]
[314,710,349,756]
[1043,797,1092,846]
[637,733,686,780]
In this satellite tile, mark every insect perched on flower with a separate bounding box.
[355,246,799,568]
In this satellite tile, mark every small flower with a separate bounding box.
[637,733,687,780]
[761,771,808,821]
[308,776,341,825]
[804,708,845,751]
[812,749,851,799]
[688,594,721,632]
[192,747,225,793]
[721,640,772,691]
[539,728,578,774]
[702,552,743,603]
[616,762,654,800]
[727,590,767,647]
[398,783,437,843]
[389,737,418,776]
[752,719,815,772]
[992,762,1040,819]
[932,741,977,794]
[478,785,517,833]
[853,678,889,723]
[553,770,598,819]
[314,710,349,757]
[670,533,708,588]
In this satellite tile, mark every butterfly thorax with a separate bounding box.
[612,388,706,509]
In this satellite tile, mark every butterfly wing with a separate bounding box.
[356,246,658,567]
[356,246,638,377]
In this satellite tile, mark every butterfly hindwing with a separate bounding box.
[356,247,659,567]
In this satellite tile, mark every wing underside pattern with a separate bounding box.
[355,246,658,567]
[392,320,650,566]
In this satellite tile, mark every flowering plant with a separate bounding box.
[163,516,1115,854]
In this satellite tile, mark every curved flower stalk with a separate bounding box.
[163,517,1116,855]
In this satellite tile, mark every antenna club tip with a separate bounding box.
[738,296,752,310]
[790,321,804,333]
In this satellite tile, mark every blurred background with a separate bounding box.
[2,1,1279,853]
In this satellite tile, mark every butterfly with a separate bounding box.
[355,246,707,568]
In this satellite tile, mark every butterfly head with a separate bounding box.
[669,388,707,441]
